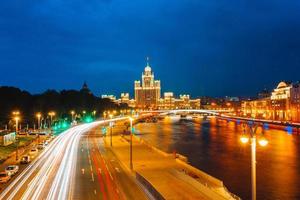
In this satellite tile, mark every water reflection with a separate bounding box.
[135,117,300,200]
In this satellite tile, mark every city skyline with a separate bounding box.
[1,59,299,98]
[1,1,300,96]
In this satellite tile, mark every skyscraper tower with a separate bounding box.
[134,58,161,109]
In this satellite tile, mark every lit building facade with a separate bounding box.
[241,81,300,122]
[134,62,161,109]
[158,93,200,110]
[109,59,201,110]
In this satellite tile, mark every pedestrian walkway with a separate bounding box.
[105,125,238,200]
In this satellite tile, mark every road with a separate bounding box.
[0,120,148,200]
[73,128,148,200]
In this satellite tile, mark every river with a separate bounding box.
[135,116,300,200]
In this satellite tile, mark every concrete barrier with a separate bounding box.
[135,172,165,200]
[175,158,224,188]
[170,169,237,200]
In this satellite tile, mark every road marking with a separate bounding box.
[91,173,94,182]
[94,189,97,195]
[90,165,93,172]
[115,167,120,173]
[108,171,113,180]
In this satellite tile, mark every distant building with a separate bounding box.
[101,94,117,102]
[0,131,16,146]
[113,58,201,110]
[80,81,92,94]
[134,59,161,109]
[241,81,300,122]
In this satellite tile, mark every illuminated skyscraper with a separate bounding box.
[134,58,161,109]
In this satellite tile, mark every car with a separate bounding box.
[44,139,51,146]
[5,165,19,176]
[20,155,31,164]
[37,143,45,150]
[0,172,11,183]
[29,148,38,157]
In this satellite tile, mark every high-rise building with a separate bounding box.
[134,59,161,109]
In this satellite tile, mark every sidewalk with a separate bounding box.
[105,125,238,200]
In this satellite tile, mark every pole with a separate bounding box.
[15,119,19,161]
[38,117,40,130]
[251,136,256,200]
[130,119,133,170]
[110,123,113,147]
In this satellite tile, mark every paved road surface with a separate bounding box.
[0,120,148,200]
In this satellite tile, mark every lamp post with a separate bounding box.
[71,110,75,121]
[109,114,113,147]
[129,117,133,170]
[240,122,268,200]
[36,113,42,130]
[12,111,20,161]
[48,111,55,126]
[14,116,20,161]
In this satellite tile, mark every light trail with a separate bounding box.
[0,121,103,200]
[0,117,131,200]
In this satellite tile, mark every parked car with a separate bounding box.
[5,165,19,176]
[0,172,11,183]
[21,155,31,164]
[44,139,50,146]
[29,148,38,157]
[37,143,45,150]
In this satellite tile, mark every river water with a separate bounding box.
[135,117,300,200]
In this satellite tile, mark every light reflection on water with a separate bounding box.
[135,117,300,200]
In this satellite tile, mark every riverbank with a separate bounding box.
[105,122,239,200]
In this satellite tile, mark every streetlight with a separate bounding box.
[71,110,75,121]
[48,111,56,126]
[12,111,20,161]
[129,117,134,170]
[109,114,113,147]
[240,122,268,200]
[36,113,42,130]
[14,116,20,161]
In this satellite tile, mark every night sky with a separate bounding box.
[0,1,300,97]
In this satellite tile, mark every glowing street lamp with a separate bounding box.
[48,111,56,126]
[109,114,113,147]
[129,117,134,170]
[12,111,20,161]
[36,113,42,130]
[71,110,75,121]
[240,123,268,200]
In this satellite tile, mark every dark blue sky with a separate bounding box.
[1,0,300,97]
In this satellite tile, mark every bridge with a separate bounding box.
[140,109,232,116]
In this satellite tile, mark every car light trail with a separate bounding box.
[0,119,124,200]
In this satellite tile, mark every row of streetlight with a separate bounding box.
[105,111,135,170]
